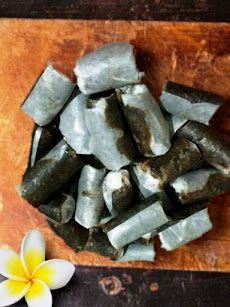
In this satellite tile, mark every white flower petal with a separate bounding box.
[21,229,45,276]
[32,259,75,290]
[0,279,30,307]
[25,280,52,307]
[0,249,27,281]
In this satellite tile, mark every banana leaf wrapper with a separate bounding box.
[133,138,202,198]
[118,240,155,262]
[38,193,76,224]
[102,170,133,215]
[74,42,143,95]
[160,81,224,125]
[29,125,62,167]
[49,219,88,252]
[22,65,75,126]
[178,121,230,176]
[117,84,171,157]
[85,227,124,260]
[85,93,137,170]
[158,206,212,251]
[168,115,188,135]
[75,165,106,229]
[171,168,230,204]
[59,93,91,154]
[19,140,84,206]
[103,193,171,249]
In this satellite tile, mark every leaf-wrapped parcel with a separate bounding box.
[59,93,91,154]
[160,81,224,125]
[75,165,106,229]
[22,65,75,126]
[133,138,202,198]
[74,42,144,94]
[19,140,84,206]
[178,121,230,176]
[117,84,171,157]
[85,93,137,170]
[159,207,212,251]
[102,170,133,215]
[171,168,230,204]
[103,193,171,249]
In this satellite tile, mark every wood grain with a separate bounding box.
[2,267,228,307]
[0,0,229,21]
[0,19,229,272]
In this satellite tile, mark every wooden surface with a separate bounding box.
[0,19,229,272]
[0,267,227,307]
[0,0,229,21]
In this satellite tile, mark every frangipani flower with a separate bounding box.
[0,229,75,307]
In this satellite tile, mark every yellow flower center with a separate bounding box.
[24,248,44,276]
[25,279,46,300]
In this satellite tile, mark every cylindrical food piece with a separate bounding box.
[49,220,88,252]
[171,168,230,204]
[118,240,155,262]
[29,125,62,167]
[133,138,202,198]
[117,84,171,156]
[103,193,171,249]
[85,93,137,170]
[158,208,212,251]
[157,200,208,232]
[74,42,143,95]
[22,65,75,126]
[102,170,133,215]
[38,193,76,224]
[160,81,224,125]
[75,165,106,229]
[59,93,91,154]
[178,121,230,176]
[19,140,84,206]
[85,227,124,260]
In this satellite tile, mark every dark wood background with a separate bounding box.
[0,1,229,306]
[5,267,229,307]
[0,0,229,21]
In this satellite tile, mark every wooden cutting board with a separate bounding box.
[0,19,229,272]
